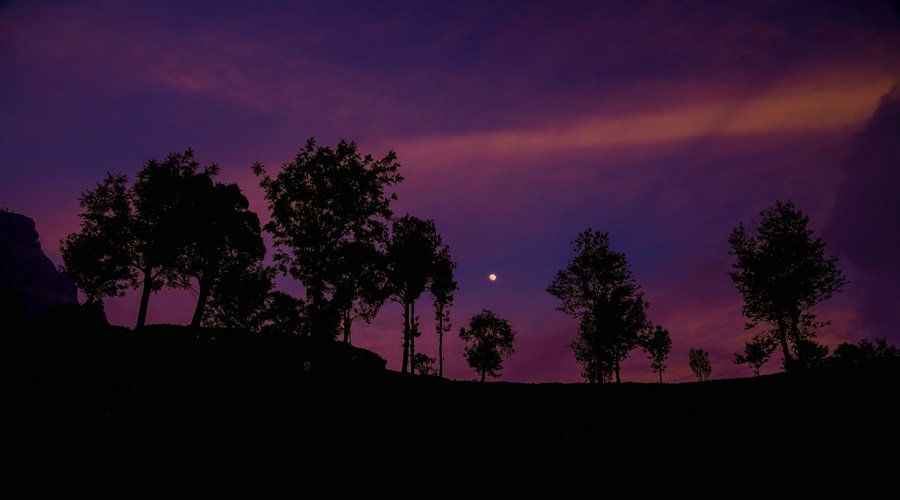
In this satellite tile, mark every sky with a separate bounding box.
[2,0,899,382]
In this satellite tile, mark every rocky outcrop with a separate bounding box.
[0,210,77,323]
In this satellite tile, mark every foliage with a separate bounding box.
[733,334,777,376]
[62,150,224,328]
[688,348,712,382]
[178,179,269,327]
[387,215,451,373]
[547,229,649,383]
[729,201,846,371]
[429,245,458,377]
[459,310,517,382]
[259,291,307,336]
[830,338,899,367]
[254,138,401,339]
[412,353,436,376]
[641,324,672,383]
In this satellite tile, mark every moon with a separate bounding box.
[488,273,497,281]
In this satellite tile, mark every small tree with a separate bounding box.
[459,310,517,382]
[733,334,777,376]
[412,353,436,376]
[641,324,672,383]
[259,291,307,336]
[688,348,712,382]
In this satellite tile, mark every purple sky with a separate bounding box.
[2,0,899,382]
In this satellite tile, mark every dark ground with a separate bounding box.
[10,326,899,471]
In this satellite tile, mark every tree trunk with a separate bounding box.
[342,309,352,344]
[480,371,486,383]
[789,310,803,369]
[136,266,153,330]
[401,300,410,374]
[438,307,444,378]
[614,358,621,384]
[190,279,210,328]
[658,368,663,384]
[777,318,794,371]
[410,299,416,375]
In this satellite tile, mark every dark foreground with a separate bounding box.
[12,328,899,469]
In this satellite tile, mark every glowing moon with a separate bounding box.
[488,273,497,281]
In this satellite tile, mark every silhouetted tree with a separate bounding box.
[688,348,712,382]
[203,262,274,332]
[180,180,268,328]
[331,241,388,344]
[830,338,899,367]
[733,334,777,376]
[61,174,135,304]
[729,201,846,371]
[547,229,649,383]
[429,246,457,378]
[387,215,448,374]
[259,291,307,336]
[459,310,517,382]
[62,150,219,328]
[641,324,672,383]
[254,138,401,339]
[412,353,436,376]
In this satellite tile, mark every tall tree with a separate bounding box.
[729,201,846,371]
[181,180,268,328]
[429,245,457,378]
[459,310,517,382]
[547,229,649,383]
[641,324,672,383]
[734,334,777,376]
[387,215,447,374]
[62,150,217,328]
[688,348,712,382]
[254,138,401,339]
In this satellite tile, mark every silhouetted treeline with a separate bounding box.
[60,139,458,376]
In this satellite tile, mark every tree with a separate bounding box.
[429,245,457,378]
[412,353,436,376]
[387,215,448,374]
[254,138,401,339]
[62,150,218,328]
[547,229,649,383]
[641,324,672,383]
[688,348,712,382]
[459,310,517,382]
[259,291,307,336]
[330,240,389,344]
[202,261,274,332]
[180,180,268,328]
[733,334,777,376]
[729,201,846,371]
[61,174,136,305]
[830,338,899,367]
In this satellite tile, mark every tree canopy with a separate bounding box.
[459,310,517,382]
